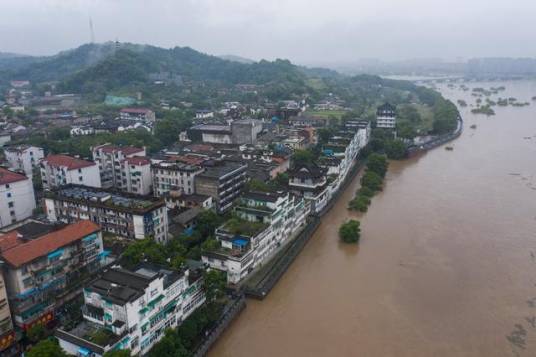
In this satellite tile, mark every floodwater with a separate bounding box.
[210,80,536,357]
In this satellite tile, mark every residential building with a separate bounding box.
[0,220,107,330]
[44,185,169,243]
[376,103,397,129]
[188,119,263,145]
[230,119,263,145]
[3,145,44,176]
[0,133,11,147]
[40,155,101,190]
[188,124,233,144]
[195,160,247,213]
[119,108,156,122]
[195,110,214,119]
[0,168,36,228]
[0,272,15,354]
[120,157,152,195]
[288,163,329,214]
[202,190,308,284]
[56,264,205,356]
[92,144,146,189]
[152,161,204,198]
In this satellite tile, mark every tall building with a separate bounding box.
[202,190,308,284]
[152,161,204,198]
[0,272,15,354]
[40,155,101,190]
[3,145,44,177]
[92,144,145,190]
[56,264,205,356]
[44,185,169,243]
[376,103,397,129]
[195,160,247,213]
[0,168,36,228]
[0,220,107,330]
[120,157,152,195]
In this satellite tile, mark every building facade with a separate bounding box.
[288,163,329,214]
[4,145,44,177]
[40,155,101,190]
[120,157,152,195]
[0,273,15,354]
[56,264,205,356]
[202,190,308,284]
[44,185,169,243]
[0,221,106,330]
[152,161,204,198]
[0,168,36,228]
[92,144,146,190]
[194,161,247,213]
[119,108,156,122]
[376,103,397,129]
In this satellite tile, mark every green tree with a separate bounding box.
[27,338,68,357]
[204,270,226,302]
[291,149,315,165]
[384,139,407,160]
[27,322,47,343]
[366,153,388,177]
[339,220,361,243]
[148,329,189,357]
[361,171,383,192]
[246,179,271,192]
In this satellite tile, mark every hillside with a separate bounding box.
[0,42,458,135]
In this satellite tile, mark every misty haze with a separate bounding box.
[0,1,535,357]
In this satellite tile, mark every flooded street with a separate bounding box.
[210,80,536,357]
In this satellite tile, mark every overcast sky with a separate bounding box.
[1,0,535,64]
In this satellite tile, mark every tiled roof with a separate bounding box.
[0,220,100,268]
[0,167,28,185]
[96,145,144,155]
[42,154,95,170]
[123,156,151,166]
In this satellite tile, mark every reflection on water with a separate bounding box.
[210,80,536,357]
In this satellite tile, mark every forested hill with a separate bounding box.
[0,42,459,136]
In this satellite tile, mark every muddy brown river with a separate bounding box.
[210,80,536,357]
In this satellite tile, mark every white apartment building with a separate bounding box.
[120,157,152,195]
[56,264,205,356]
[40,155,101,190]
[202,190,308,284]
[376,103,397,129]
[92,144,146,189]
[119,108,156,122]
[288,163,330,214]
[152,161,204,198]
[44,185,169,243]
[0,168,36,228]
[4,145,44,176]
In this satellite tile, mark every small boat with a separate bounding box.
[470,124,477,129]
[445,146,454,151]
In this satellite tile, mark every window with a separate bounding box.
[78,169,82,173]
[8,202,13,208]
[79,176,83,182]
[10,211,15,217]
[5,184,9,189]
[6,193,11,198]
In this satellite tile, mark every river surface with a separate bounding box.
[210,80,536,357]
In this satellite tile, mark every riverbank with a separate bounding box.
[407,116,463,155]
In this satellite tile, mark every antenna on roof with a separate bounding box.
[89,16,95,44]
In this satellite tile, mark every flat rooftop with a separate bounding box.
[49,185,162,211]
[199,160,246,179]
